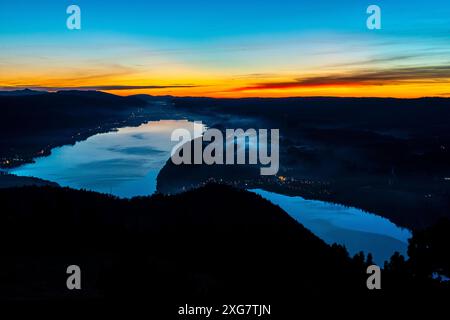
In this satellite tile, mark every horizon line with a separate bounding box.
[1,88,450,100]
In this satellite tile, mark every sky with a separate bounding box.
[1,0,449,98]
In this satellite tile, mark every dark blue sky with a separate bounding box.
[2,0,449,38]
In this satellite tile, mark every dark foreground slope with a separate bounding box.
[0,184,448,314]
[0,185,365,301]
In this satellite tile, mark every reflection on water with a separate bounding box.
[11,120,204,198]
[252,189,412,264]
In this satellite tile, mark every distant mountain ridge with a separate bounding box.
[0,90,151,168]
[0,88,48,96]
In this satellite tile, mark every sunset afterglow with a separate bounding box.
[1,0,449,98]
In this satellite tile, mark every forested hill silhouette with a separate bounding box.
[0,184,448,312]
[0,184,364,302]
[164,96,450,230]
[0,172,59,188]
[0,88,47,96]
[171,96,450,127]
[0,90,149,167]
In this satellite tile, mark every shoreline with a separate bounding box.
[0,110,158,170]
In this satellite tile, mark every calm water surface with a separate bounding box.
[11,120,203,197]
[252,189,411,263]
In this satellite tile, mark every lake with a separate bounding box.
[252,189,411,263]
[11,120,205,198]
[10,120,411,263]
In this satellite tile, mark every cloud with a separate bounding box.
[70,85,198,90]
[324,55,420,69]
[230,65,450,92]
[231,73,281,79]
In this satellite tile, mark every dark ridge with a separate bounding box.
[0,88,48,96]
[0,90,151,168]
[0,184,448,310]
[0,172,59,188]
[0,184,367,302]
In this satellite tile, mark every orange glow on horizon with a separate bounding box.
[103,82,450,99]
[2,63,449,99]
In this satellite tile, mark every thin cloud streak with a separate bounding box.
[230,65,450,92]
